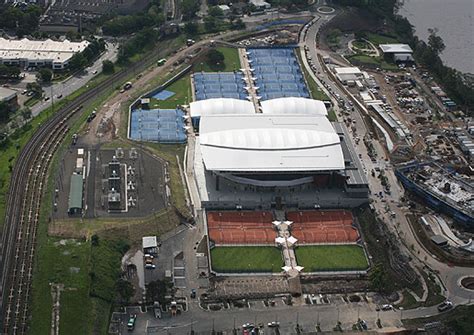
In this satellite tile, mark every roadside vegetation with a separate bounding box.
[403,305,474,334]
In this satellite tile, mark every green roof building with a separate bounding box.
[68,174,83,215]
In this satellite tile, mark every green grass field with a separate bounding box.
[150,75,192,109]
[347,54,399,71]
[211,246,283,273]
[199,47,241,72]
[365,32,399,45]
[295,245,368,272]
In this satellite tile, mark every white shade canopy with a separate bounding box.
[261,97,328,116]
[199,114,344,172]
[189,98,254,118]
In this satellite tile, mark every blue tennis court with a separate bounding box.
[151,90,176,100]
[247,47,310,100]
[129,108,187,143]
[193,72,247,100]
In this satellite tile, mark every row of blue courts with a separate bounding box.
[193,72,247,100]
[247,47,310,100]
[129,108,187,143]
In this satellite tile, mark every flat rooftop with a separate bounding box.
[379,44,413,54]
[199,114,344,172]
[0,38,89,63]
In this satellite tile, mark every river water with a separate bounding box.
[398,0,474,74]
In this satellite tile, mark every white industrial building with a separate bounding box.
[379,44,414,62]
[0,38,90,70]
[333,67,366,84]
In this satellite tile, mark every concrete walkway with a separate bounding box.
[238,48,260,112]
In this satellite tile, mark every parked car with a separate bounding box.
[381,304,393,311]
[127,314,136,331]
[437,300,453,312]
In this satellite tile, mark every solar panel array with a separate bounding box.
[247,48,310,101]
[194,72,247,100]
[129,108,187,143]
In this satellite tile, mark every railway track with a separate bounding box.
[0,44,168,334]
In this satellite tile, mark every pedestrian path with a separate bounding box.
[238,48,260,112]
[273,218,302,278]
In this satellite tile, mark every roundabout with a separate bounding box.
[317,6,335,14]
[460,276,474,291]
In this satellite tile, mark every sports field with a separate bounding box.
[294,245,368,272]
[210,246,283,273]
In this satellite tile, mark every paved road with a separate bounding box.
[301,6,474,312]
[31,41,119,117]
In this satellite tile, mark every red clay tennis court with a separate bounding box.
[287,210,359,243]
[207,211,276,245]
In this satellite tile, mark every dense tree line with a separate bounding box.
[117,28,160,64]
[102,3,164,36]
[181,0,201,21]
[68,38,106,71]
[0,64,21,79]
[0,4,42,37]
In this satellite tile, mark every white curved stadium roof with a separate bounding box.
[199,114,344,172]
[189,98,254,118]
[260,97,328,116]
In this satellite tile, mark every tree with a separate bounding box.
[231,18,245,31]
[184,21,199,36]
[208,6,224,17]
[37,68,53,83]
[146,280,172,304]
[116,278,134,304]
[207,49,225,68]
[181,0,200,20]
[68,53,88,71]
[102,60,115,74]
[427,28,445,55]
[20,107,32,121]
[0,102,11,122]
[0,64,21,79]
[204,16,218,33]
[369,263,392,293]
[91,234,100,246]
[26,82,43,98]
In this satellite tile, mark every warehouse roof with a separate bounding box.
[68,174,83,210]
[142,236,158,249]
[334,67,362,75]
[199,114,344,172]
[189,98,255,118]
[0,87,17,102]
[0,38,89,63]
[261,97,327,116]
[379,44,413,54]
